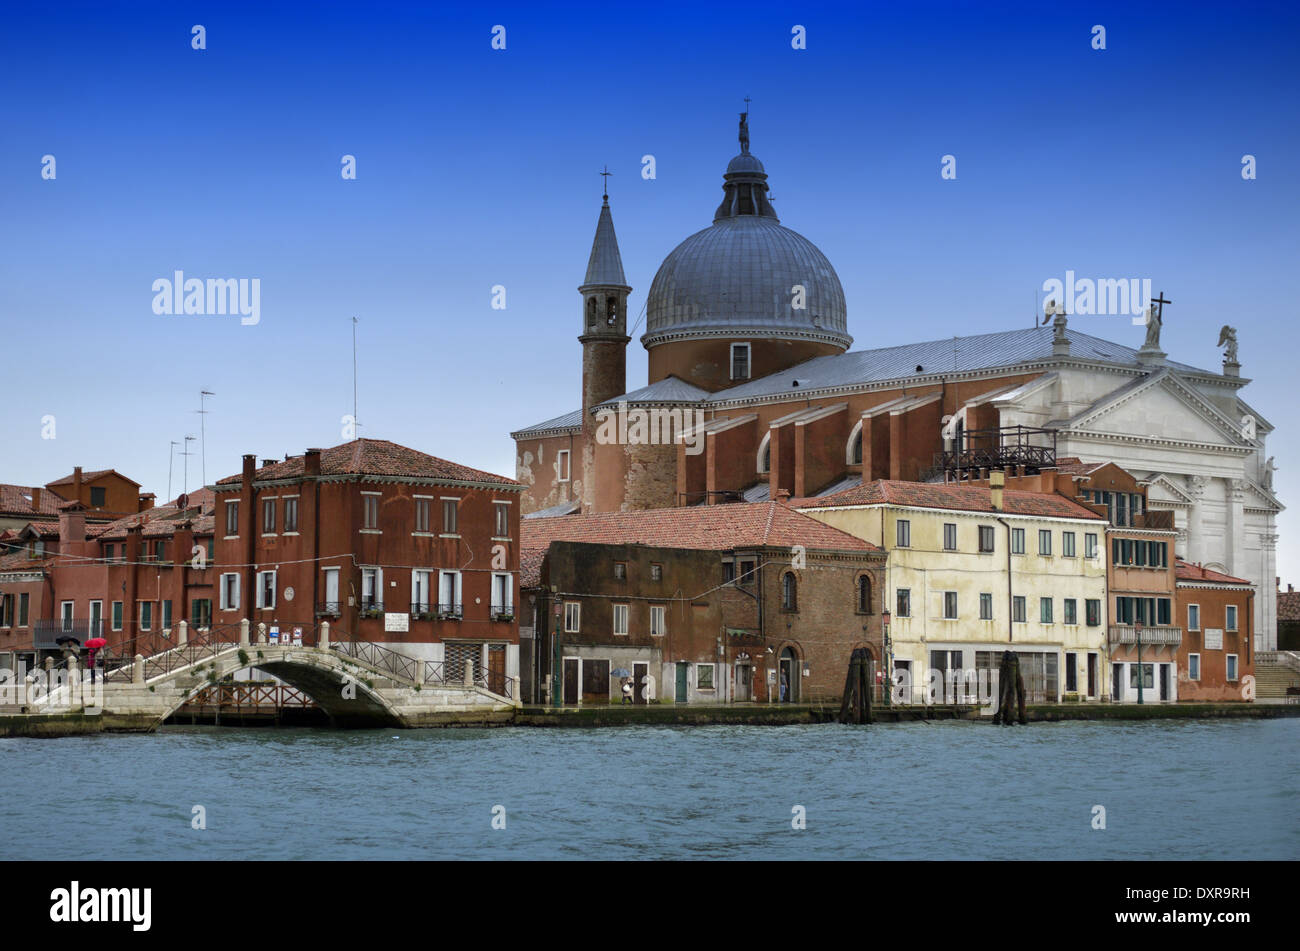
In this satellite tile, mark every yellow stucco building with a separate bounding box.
[799,476,1110,704]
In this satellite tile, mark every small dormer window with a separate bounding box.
[90,487,106,507]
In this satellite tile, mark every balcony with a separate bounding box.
[490,605,515,622]
[358,599,384,619]
[410,602,436,621]
[34,619,103,650]
[436,602,463,620]
[315,601,342,617]
[1108,624,1182,647]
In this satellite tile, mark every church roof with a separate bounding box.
[712,325,1215,404]
[596,376,711,407]
[581,198,628,288]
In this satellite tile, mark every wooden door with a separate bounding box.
[563,658,579,705]
[487,644,506,696]
[633,662,649,704]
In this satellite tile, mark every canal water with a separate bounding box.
[2,718,1295,860]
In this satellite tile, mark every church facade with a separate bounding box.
[511,117,1282,649]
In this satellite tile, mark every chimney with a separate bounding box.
[139,493,155,512]
[304,448,322,477]
[990,470,1005,512]
[262,458,277,468]
[58,503,86,545]
[775,488,792,503]
[73,466,83,501]
[30,487,41,512]
[243,454,257,483]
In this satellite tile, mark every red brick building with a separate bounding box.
[0,494,215,671]
[211,439,523,693]
[1175,561,1254,701]
[520,501,886,705]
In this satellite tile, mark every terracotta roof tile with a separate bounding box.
[1279,589,1300,623]
[215,439,519,488]
[799,480,1106,520]
[0,484,66,518]
[1175,560,1252,586]
[522,502,881,562]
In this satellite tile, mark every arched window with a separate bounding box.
[782,572,797,611]
[847,420,864,465]
[857,574,872,614]
[757,433,771,474]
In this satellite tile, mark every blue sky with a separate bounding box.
[1,1,1297,576]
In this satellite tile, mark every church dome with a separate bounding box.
[643,128,851,351]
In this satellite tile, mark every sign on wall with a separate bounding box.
[1204,628,1224,650]
[384,612,410,633]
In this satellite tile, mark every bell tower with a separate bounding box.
[578,184,631,423]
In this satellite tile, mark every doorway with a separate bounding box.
[563,658,579,705]
[734,663,752,701]
[1159,663,1169,701]
[486,644,506,696]
[893,659,913,704]
[633,662,649,704]
[675,662,688,702]
[779,648,798,703]
[582,659,610,704]
[1112,663,1123,702]
[1087,653,1098,698]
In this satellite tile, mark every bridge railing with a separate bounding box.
[330,636,419,685]
[102,622,245,683]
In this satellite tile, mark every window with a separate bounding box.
[90,486,106,507]
[614,561,627,580]
[225,501,239,536]
[442,499,458,534]
[1188,604,1200,631]
[139,602,153,632]
[1038,530,1052,556]
[857,575,872,614]
[564,602,581,633]
[414,498,430,533]
[162,600,172,630]
[979,592,993,620]
[494,502,511,538]
[262,498,276,533]
[557,450,571,483]
[896,520,911,548]
[191,599,212,630]
[978,525,995,553]
[1063,532,1076,557]
[613,603,629,636]
[782,573,798,611]
[61,601,74,631]
[943,591,958,619]
[18,593,29,627]
[207,537,214,561]
[1040,597,1053,623]
[1012,596,1026,623]
[1064,598,1078,625]
[757,437,771,474]
[0,595,9,628]
[1085,533,1098,559]
[1188,653,1201,680]
[1226,605,1238,632]
[1135,540,1147,567]
[896,588,911,617]
[1116,492,1128,527]
[1157,598,1171,626]
[438,571,460,615]
[219,573,240,611]
[943,523,957,551]
[111,601,123,631]
[722,561,735,584]
[283,498,298,533]
[1129,664,1154,689]
[103,543,114,562]
[697,663,715,689]
[1226,654,1239,681]
[256,570,276,609]
[153,539,166,562]
[650,605,666,637]
[362,493,379,530]
[1086,598,1101,626]
[411,570,431,614]
[739,560,756,587]
[650,563,663,582]
[730,342,751,380]
[1011,528,1025,554]
[361,567,382,610]
[491,573,513,616]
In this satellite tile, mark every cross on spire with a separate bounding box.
[1152,291,1172,321]
[600,165,611,201]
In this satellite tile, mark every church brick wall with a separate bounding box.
[648,337,842,392]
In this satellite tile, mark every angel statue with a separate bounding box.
[1217,325,1239,363]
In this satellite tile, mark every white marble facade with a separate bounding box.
[996,354,1281,650]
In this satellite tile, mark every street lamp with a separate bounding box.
[1135,619,1144,705]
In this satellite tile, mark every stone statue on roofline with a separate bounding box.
[1142,303,1162,350]
[1217,324,1239,363]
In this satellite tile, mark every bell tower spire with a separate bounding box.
[579,175,631,454]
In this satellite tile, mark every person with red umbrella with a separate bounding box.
[85,637,107,683]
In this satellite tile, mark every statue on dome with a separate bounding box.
[739,110,750,154]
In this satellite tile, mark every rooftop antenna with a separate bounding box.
[167,440,179,503]
[352,317,360,440]
[180,435,196,496]
[197,390,214,487]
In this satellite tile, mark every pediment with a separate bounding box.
[1063,371,1250,449]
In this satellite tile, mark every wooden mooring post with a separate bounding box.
[991,649,1027,725]
[837,648,874,724]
